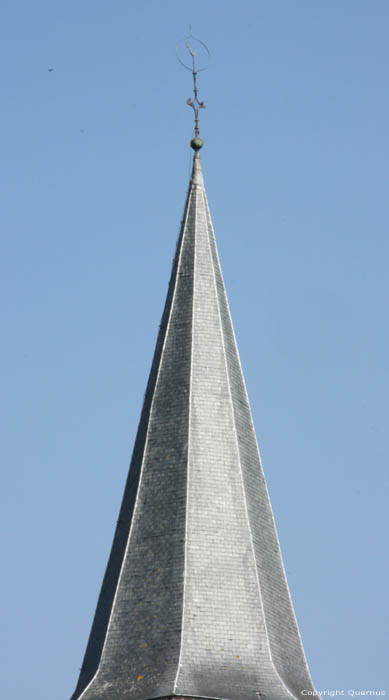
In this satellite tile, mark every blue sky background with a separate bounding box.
[1,1,388,698]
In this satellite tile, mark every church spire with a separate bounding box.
[69,44,318,700]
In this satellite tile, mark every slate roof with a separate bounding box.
[70,153,316,700]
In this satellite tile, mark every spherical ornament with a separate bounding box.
[191,137,204,151]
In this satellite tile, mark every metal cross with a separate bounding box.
[185,41,206,138]
[176,32,209,143]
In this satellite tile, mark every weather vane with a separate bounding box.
[176,29,210,150]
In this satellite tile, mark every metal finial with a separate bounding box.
[176,33,210,149]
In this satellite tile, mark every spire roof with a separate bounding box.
[70,153,316,700]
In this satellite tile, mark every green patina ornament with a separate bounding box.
[190,136,204,151]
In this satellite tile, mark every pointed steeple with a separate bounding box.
[70,152,317,700]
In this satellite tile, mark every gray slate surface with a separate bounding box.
[70,154,317,700]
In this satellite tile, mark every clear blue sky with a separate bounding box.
[1,1,388,698]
